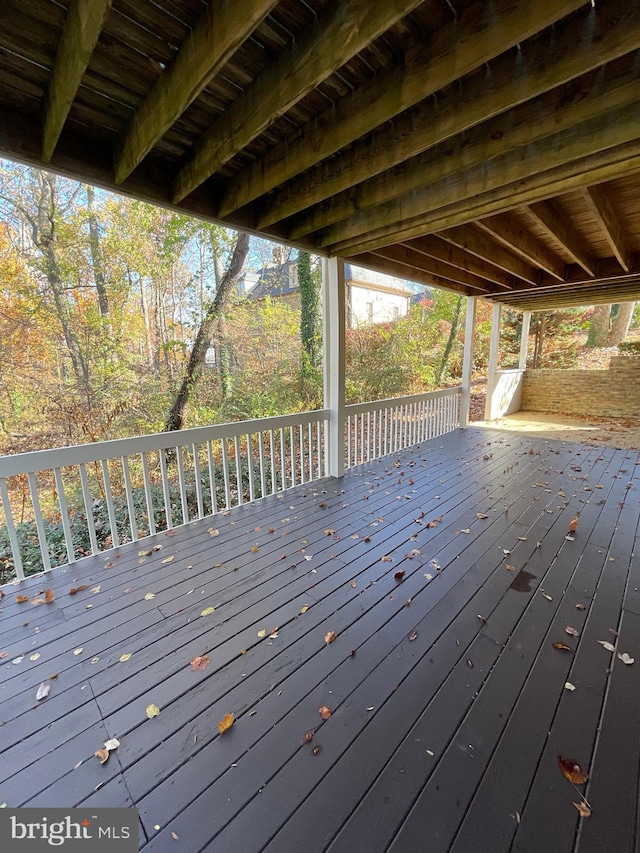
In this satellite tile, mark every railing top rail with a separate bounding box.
[0,409,330,478]
[345,387,461,417]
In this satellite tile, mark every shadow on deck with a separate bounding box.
[1,428,639,853]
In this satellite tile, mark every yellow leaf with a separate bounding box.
[144,593,156,600]
[300,605,309,614]
[251,546,259,553]
[573,802,591,817]
[161,555,175,564]
[29,652,41,661]
[119,653,132,663]
[91,585,101,593]
[146,704,160,719]
[257,629,267,638]
[200,607,216,617]
[217,713,235,734]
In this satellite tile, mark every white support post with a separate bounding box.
[322,256,346,478]
[519,310,532,370]
[484,302,502,421]
[460,296,477,428]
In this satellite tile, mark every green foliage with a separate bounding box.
[617,340,640,355]
[298,251,321,367]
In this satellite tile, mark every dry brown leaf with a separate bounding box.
[190,655,210,671]
[505,565,517,572]
[36,682,50,701]
[95,748,109,765]
[217,713,235,734]
[319,705,332,720]
[350,580,357,588]
[381,555,392,563]
[557,755,588,784]
[45,588,54,603]
[573,801,591,817]
[69,585,89,595]
[575,603,586,610]
[565,626,579,637]
[208,528,220,537]
[608,628,618,637]
[568,517,579,533]
[476,513,488,519]
[324,631,336,645]
[394,570,405,581]
[409,630,418,641]
[0,652,7,660]
[552,642,573,652]
[304,731,314,743]
[16,595,29,603]
[171,831,180,840]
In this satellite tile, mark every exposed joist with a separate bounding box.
[476,214,566,280]
[493,280,640,311]
[170,0,427,204]
[404,235,518,290]
[525,200,597,276]
[370,244,502,294]
[323,104,640,256]
[439,226,539,285]
[113,0,279,185]
[42,0,112,163]
[285,38,640,239]
[350,253,472,299]
[225,0,608,227]
[582,183,632,272]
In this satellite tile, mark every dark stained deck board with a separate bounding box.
[0,429,637,853]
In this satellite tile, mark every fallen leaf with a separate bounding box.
[30,598,46,605]
[557,755,588,784]
[323,529,336,536]
[300,605,309,614]
[29,652,41,661]
[119,653,132,663]
[552,643,573,652]
[0,652,7,659]
[103,738,120,751]
[568,517,579,533]
[200,607,216,617]
[257,629,267,638]
[477,615,486,623]
[608,628,618,637]
[91,656,100,664]
[617,652,635,665]
[598,640,616,652]
[104,561,115,569]
[190,655,211,671]
[319,705,332,720]
[73,648,83,656]
[565,626,579,637]
[467,659,474,668]
[394,570,405,581]
[36,682,50,701]
[48,672,58,679]
[95,748,109,765]
[16,595,29,603]
[476,513,488,519]
[208,528,220,537]
[146,704,160,719]
[409,630,418,641]
[251,546,259,553]
[69,585,89,595]
[505,564,517,572]
[350,580,357,588]
[573,801,591,817]
[304,731,314,743]
[91,585,101,594]
[45,588,54,603]
[565,682,576,691]
[381,555,392,563]
[144,593,156,600]
[460,528,471,534]
[171,831,180,840]
[542,593,552,601]
[217,713,235,734]
[325,631,336,645]
[161,555,175,564]
[575,603,586,610]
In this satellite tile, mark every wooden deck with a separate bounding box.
[1,427,639,853]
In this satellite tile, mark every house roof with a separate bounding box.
[245,261,298,299]
[3,1,640,311]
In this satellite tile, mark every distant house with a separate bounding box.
[243,258,415,328]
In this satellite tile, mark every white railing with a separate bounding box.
[0,410,329,581]
[344,387,461,468]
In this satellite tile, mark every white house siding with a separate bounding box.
[347,284,410,328]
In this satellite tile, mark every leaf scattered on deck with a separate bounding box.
[319,706,332,720]
[200,607,216,617]
[146,704,160,719]
[217,713,235,734]
[36,682,50,701]
[324,631,336,645]
[557,755,588,784]
[190,655,210,671]
[598,640,616,652]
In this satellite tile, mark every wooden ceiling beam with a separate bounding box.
[42,0,112,163]
[370,244,502,294]
[284,37,640,239]
[475,213,566,280]
[350,253,472,298]
[493,281,640,310]
[223,0,617,223]
[438,226,539,285]
[404,235,519,290]
[170,0,427,204]
[113,0,279,185]
[525,200,597,276]
[323,104,640,257]
[582,183,632,272]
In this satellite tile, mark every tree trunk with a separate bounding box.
[608,301,635,346]
[85,185,110,317]
[164,231,250,431]
[436,295,463,384]
[586,304,611,346]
